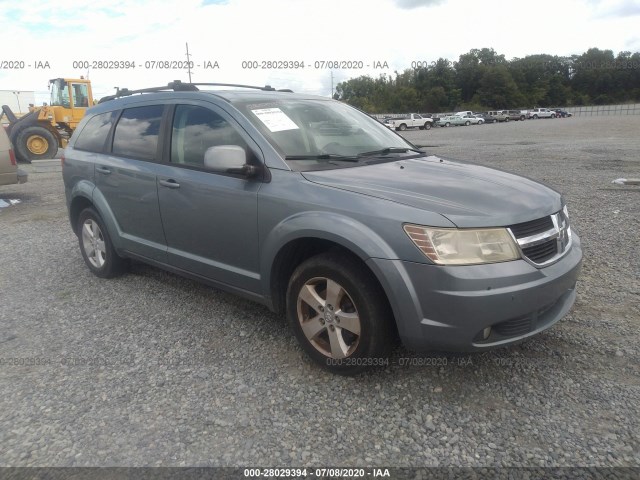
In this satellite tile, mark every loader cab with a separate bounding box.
[48,78,93,125]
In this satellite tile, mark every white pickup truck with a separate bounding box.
[385,113,433,131]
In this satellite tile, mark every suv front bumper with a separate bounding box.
[367,233,582,352]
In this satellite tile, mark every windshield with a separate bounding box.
[50,80,70,107]
[233,98,420,171]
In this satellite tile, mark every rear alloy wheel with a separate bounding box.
[15,125,58,162]
[399,123,407,131]
[287,252,393,375]
[77,208,127,278]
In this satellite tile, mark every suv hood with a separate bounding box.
[301,155,562,228]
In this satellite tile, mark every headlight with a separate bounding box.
[403,225,521,265]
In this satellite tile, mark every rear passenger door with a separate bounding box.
[93,104,168,262]
[156,103,262,292]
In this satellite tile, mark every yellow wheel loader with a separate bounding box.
[1,78,93,163]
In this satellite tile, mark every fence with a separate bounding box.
[564,103,640,116]
[372,103,640,119]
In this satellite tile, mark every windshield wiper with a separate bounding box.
[285,154,360,162]
[357,147,425,157]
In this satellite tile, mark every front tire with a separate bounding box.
[424,122,431,130]
[15,125,58,162]
[286,252,394,375]
[399,124,407,131]
[77,208,127,278]
[444,122,450,127]
[465,121,470,126]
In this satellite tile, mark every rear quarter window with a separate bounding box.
[74,111,116,153]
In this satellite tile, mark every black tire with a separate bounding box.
[444,122,450,127]
[77,207,127,278]
[424,122,432,130]
[286,252,394,375]
[465,121,470,126]
[551,114,556,118]
[520,115,525,121]
[505,117,510,122]
[533,114,538,119]
[15,125,58,162]
[399,123,407,131]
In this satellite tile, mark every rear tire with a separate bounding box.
[286,252,394,375]
[399,124,407,131]
[505,117,510,122]
[15,125,58,162]
[77,208,127,278]
[465,121,470,126]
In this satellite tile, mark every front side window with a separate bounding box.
[170,105,248,167]
[112,105,164,161]
[74,111,115,152]
[50,80,70,107]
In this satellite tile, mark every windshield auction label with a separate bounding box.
[251,107,299,132]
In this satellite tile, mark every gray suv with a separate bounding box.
[63,81,582,374]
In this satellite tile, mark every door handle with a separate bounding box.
[96,166,111,174]
[159,179,180,189]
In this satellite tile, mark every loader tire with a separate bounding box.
[15,126,58,162]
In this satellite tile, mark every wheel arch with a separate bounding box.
[263,214,397,317]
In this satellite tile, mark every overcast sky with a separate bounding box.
[0,0,638,105]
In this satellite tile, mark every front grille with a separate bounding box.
[494,317,532,336]
[522,239,558,263]
[509,216,553,238]
[508,211,570,267]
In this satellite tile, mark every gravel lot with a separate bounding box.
[0,116,638,469]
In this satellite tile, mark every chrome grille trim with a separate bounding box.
[508,210,572,268]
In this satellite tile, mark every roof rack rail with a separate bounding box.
[99,80,293,103]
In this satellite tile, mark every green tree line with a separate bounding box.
[334,48,640,113]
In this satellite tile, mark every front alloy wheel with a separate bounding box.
[297,277,361,359]
[287,252,394,374]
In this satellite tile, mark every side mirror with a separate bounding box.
[204,145,258,177]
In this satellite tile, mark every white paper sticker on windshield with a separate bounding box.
[251,108,299,132]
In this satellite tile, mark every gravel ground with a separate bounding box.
[0,116,638,469]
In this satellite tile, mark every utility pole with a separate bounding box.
[186,42,192,83]
[330,70,334,98]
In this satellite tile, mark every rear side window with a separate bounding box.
[74,112,115,153]
[112,105,164,161]
[170,105,248,167]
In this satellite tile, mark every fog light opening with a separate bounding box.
[482,327,492,340]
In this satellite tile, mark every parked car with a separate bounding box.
[498,110,527,121]
[529,108,556,119]
[438,115,461,126]
[0,126,28,186]
[488,110,509,122]
[385,113,433,131]
[62,81,582,374]
[554,109,572,118]
[462,114,483,125]
[475,113,498,124]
